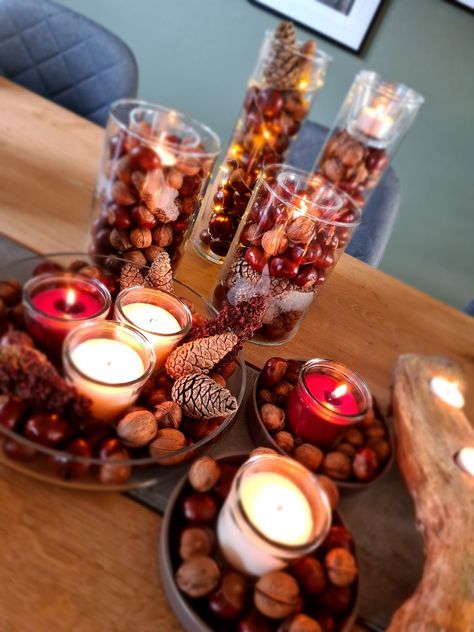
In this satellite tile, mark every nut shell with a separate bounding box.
[149,428,186,457]
[321,452,352,481]
[179,526,214,561]
[260,403,285,432]
[254,571,300,619]
[176,555,220,598]
[154,401,182,429]
[278,614,322,632]
[117,410,157,447]
[325,548,357,587]
[293,443,323,471]
[188,456,221,492]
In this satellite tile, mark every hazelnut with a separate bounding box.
[257,389,276,405]
[292,556,326,596]
[316,475,340,510]
[367,438,391,462]
[98,451,132,485]
[364,420,386,441]
[254,571,300,619]
[250,447,278,458]
[278,614,322,632]
[321,452,351,481]
[154,401,182,429]
[262,228,289,256]
[260,404,285,432]
[117,410,157,447]
[343,428,364,448]
[0,280,22,306]
[293,444,323,471]
[144,244,164,263]
[274,381,294,403]
[152,224,173,247]
[179,526,214,561]
[209,372,226,388]
[335,442,356,458]
[149,428,186,457]
[188,456,220,492]
[274,431,294,454]
[325,548,357,587]
[176,555,220,598]
[130,227,152,249]
[286,216,315,244]
[123,249,147,267]
[111,180,136,206]
[352,447,379,481]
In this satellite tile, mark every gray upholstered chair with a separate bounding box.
[0,0,138,126]
[464,300,474,316]
[288,121,400,267]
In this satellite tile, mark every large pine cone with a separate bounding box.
[165,333,238,380]
[171,373,238,419]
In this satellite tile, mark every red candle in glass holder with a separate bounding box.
[23,272,111,359]
[286,359,372,448]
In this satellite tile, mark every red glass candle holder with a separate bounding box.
[286,359,372,448]
[23,272,112,359]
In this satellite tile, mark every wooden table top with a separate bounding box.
[0,78,472,631]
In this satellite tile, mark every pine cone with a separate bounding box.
[144,251,174,294]
[171,373,238,419]
[298,40,316,84]
[227,256,261,286]
[263,21,316,90]
[120,263,145,291]
[166,333,238,380]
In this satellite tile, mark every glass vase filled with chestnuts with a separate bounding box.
[193,21,331,264]
[212,164,361,345]
[89,99,220,270]
[313,70,424,207]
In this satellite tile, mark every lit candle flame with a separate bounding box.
[65,288,76,307]
[331,384,348,399]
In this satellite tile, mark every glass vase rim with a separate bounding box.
[114,285,193,339]
[299,358,372,420]
[263,28,333,67]
[260,164,362,228]
[355,70,425,107]
[109,98,221,158]
[233,453,332,553]
[62,319,156,389]
[23,271,112,324]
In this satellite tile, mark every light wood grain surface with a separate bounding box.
[0,78,472,631]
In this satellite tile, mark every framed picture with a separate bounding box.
[248,0,385,53]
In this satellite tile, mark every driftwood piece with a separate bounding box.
[388,354,474,632]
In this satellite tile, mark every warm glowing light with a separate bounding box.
[65,288,76,306]
[263,129,273,142]
[430,376,465,409]
[214,205,223,212]
[454,447,474,477]
[229,143,242,158]
[298,79,309,91]
[331,384,348,399]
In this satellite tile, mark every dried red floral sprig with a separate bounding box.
[189,296,267,343]
[0,344,90,417]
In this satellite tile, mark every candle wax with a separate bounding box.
[287,374,360,447]
[356,106,394,141]
[240,472,313,546]
[32,288,103,319]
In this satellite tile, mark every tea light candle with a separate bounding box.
[454,447,474,477]
[356,104,394,141]
[63,321,154,422]
[217,454,331,576]
[430,376,465,409]
[286,359,372,448]
[115,287,191,369]
[23,272,111,358]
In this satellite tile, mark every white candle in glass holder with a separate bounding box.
[356,105,394,140]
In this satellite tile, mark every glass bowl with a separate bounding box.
[0,253,246,490]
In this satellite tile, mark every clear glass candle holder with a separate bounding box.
[217,453,331,576]
[63,320,155,422]
[89,99,220,270]
[23,272,112,359]
[286,358,372,448]
[114,286,192,369]
[212,164,361,345]
[313,70,424,206]
[193,27,331,264]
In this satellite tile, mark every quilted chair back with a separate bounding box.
[0,0,138,126]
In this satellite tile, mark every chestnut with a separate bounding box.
[214,463,239,501]
[256,88,284,118]
[129,145,161,170]
[50,437,92,480]
[209,571,247,620]
[209,213,235,240]
[260,357,288,388]
[245,246,268,273]
[182,492,218,524]
[31,261,62,277]
[24,413,69,447]
[0,395,26,431]
[269,256,299,279]
[238,608,271,632]
[98,450,132,485]
[3,437,37,462]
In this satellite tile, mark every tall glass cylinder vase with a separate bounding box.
[89,99,220,270]
[212,164,361,346]
[193,22,331,264]
[313,70,424,206]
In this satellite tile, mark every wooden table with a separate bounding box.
[0,78,472,631]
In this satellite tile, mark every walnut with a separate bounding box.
[364,420,386,440]
[343,427,364,447]
[152,224,174,247]
[154,401,182,429]
[188,456,220,492]
[130,227,152,249]
[278,613,322,632]
[250,447,278,458]
[144,244,164,263]
[273,430,294,454]
[367,438,391,462]
[335,442,356,458]
[259,403,285,432]
[293,443,323,471]
[111,180,136,206]
[316,475,340,510]
[179,526,214,561]
[176,555,220,598]
[321,452,351,480]
[325,548,357,587]
[321,157,344,183]
[338,142,364,167]
[286,216,315,244]
[149,428,186,457]
[261,227,289,256]
[116,410,157,447]
[257,389,276,405]
[109,228,132,251]
[254,571,300,619]
[123,249,147,267]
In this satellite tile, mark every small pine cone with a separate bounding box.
[269,277,291,297]
[171,373,238,419]
[120,263,145,290]
[144,251,174,294]
[227,256,261,287]
[166,333,238,380]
